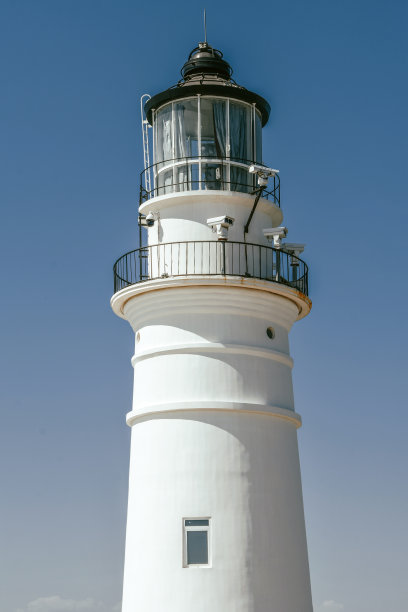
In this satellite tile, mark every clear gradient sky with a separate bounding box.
[1,1,407,611]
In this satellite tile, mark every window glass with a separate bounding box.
[153,98,259,196]
[202,163,223,190]
[186,531,208,565]
[229,102,252,163]
[230,167,251,193]
[157,169,173,195]
[175,164,188,191]
[200,99,227,158]
[184,517,210,566]
[156,104,173,163]
[174,99,198,159]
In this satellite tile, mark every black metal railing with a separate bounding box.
[113,240,308,296]
[140,156,280,205]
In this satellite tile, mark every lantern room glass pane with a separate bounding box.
[200,99,227,158]
[175,99,198,159]
[229,102,252,163]
[153,97,263,197]
[157,168,173,195]
[156,103,173,164]
[202,162,223,190]
[231,167,251,192]
[230,102,253,192]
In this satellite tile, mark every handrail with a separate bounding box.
[139,156,280,206]
[113,240,308,296]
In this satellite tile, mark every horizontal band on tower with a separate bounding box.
[126,401,302,428]
[131,342,294,369]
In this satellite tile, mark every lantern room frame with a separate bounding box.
[145,95,265,198]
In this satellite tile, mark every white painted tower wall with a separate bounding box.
[111,189,313,611]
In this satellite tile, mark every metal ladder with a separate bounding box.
[140,94,152,195]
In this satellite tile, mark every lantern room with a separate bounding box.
[143,43,274,199]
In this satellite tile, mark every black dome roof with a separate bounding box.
[144,42,270,126]
[181,43,233,80]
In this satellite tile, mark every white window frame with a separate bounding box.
[183,517,211,568]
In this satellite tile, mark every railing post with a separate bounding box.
[291,256,298,285]
[138,247,142,283]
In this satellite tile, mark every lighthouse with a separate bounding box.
[111,41,313,612]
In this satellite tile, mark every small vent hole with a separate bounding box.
[266,327,275,340]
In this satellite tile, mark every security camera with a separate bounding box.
[281,243,305,257]
[280,243,305,264]
[263,227,288,248]
[207,215,234,227]
[207,215,235,240]
[145,211,156,227]
[249,164,279,176]
[249,165,280,187]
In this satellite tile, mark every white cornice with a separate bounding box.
[111,276,311,325]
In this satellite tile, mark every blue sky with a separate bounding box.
[1,1,407,611]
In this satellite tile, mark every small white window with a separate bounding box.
[183,518,211,567]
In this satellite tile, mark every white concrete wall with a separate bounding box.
[122,412,312,612]
[139,190,283,247]
[119,284,313,612]
[126,287,296,417]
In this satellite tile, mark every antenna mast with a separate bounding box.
[204,9,207,43]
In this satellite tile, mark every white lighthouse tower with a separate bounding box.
[111,41,313,612]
